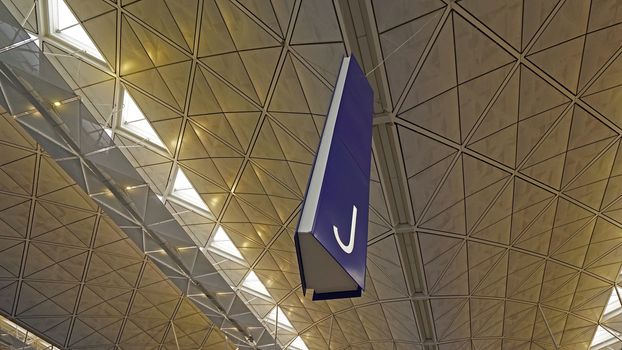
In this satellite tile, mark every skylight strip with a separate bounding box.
[591,325,622,349]
[289,336,310,350]
[242,270,271,299]
[51,0,105,61]
[119,90,169,149]
[208,225,245,261]
[170,168,210,212]
[266,306,294,331]
[590,282,622,348]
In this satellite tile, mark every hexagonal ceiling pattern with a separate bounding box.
[3,0,622,349]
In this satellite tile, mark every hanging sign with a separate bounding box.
[295,56,373,300]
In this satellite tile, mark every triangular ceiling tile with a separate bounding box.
[197,0,236,56]
[463,155,510,232]
[506,251,546,302]
[564,140,618,209]
[453,12,515,83]
[471,178,513,244]
[528,36,585,93]
[216,0,281,50]
[458,64,513,143]
[82,11,117,68]
[124,68,181,110]
[399,88,461,143]
[578,23,622,91]
[125,0,193,51]
[420,156,466,234]
[199,66,258,112]
[520,106,573,189]
[238,46,281,104]
[123,15,189,67]
[202,52,260,103]
[290,55,332,115]
[291,0,341,44]
[157,60,192,110]
[383,9,444,104]
[188,65,221,115]
[521,0,557,49]
[560,106,617,187]
[460,0,522,50]
[530,0,590,53]
[516,103,569,167]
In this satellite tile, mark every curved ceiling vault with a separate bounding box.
[2,0,622,349]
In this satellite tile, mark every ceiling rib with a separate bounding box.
[333,0,441,348]
[62,208,100,348]
[9,148,41,318]
[113,257,148,348]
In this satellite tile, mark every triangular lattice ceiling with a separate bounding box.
[2,0,622,349]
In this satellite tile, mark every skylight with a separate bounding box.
[289,336,309,350]
[208,226,244,261]
[590,284,622,348]
[242,271,271,299]
[0,316,58,349]
[171,168,210,212]
[604,288,622,316]
[104,128,113,138]
[50,0,104,60]
[120,90,167,148]
[266,306,294,331]
[27,32,40,48]
[591,325,620,349]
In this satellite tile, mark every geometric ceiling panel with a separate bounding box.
[3,0,622,349]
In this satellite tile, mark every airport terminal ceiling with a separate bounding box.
[1,0,622,349]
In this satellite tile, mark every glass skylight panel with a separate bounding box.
[56,0,78,28]
[0,317,58,349]
[267,306,294,331]
[242,271,271,298]
[590,326,614,349]
[171,168,210,212]
[208,226,244,261]
[26,32,40,48]
[104,128,113,138]
[51,0,104,61]
[604,288,622,316]
[120,91,166,148]
[289,336,309,350]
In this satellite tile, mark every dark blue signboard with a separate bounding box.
[295,56,373,300]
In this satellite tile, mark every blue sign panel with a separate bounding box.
[295,56,373,300]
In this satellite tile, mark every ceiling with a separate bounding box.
[1,0,622,349]
[0,112,234,350]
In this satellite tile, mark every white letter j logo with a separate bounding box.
[333,205,357,254]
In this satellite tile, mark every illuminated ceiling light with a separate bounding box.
[120,90,167,148]
[53,101,61,106]
[242,271,271,299]
[266,306,294,331]
[50,0,105,61]
[208,226,244,261]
